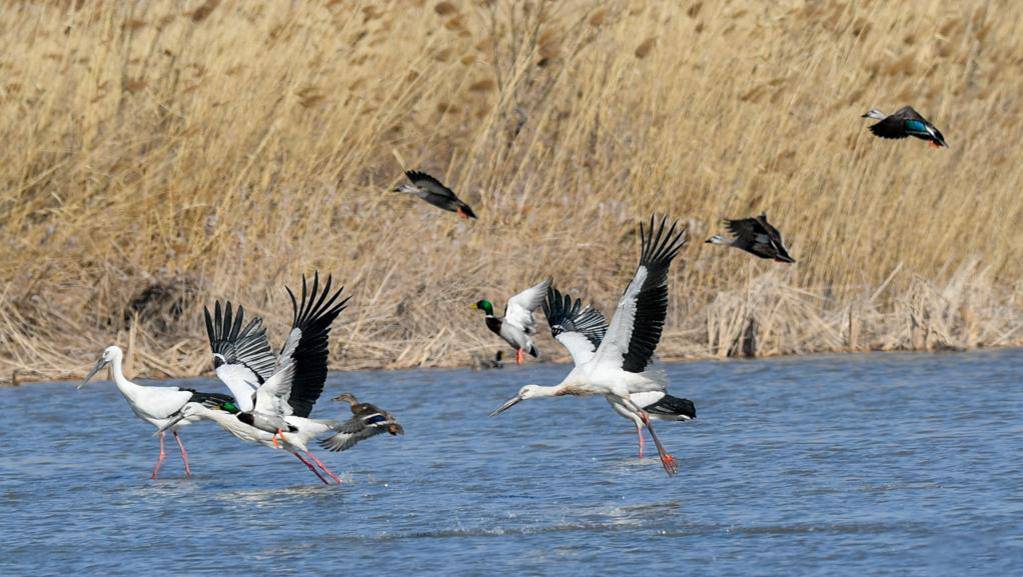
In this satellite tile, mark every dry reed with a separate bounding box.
[1,0,1021,383]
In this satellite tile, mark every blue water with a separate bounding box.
[2,350,1021,577]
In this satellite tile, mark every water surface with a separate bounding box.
[2,350,1021,576]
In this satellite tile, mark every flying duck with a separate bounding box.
[705,213,796,263]
[861,106,948,148]
[393,170,477,219]
[318,393,404,452]
[543,286,695,459]
[472,278,552,364]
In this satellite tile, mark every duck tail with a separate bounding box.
[456,202,477,219]
[528,344,539,358]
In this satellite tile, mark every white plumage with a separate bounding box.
[491,216,689,477]
[542,286,696,458]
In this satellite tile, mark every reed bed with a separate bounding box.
[1,0,1021,383]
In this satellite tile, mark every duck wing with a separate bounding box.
[252,362,297,417]
[592,215,687,375]
[756,213,796,263]
[503,278,552,334]
[406,170,457,200]
[543,286,607,366]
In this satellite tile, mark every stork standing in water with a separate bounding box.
[77,345,232,480]
[491,215,689,476]
[542,286,695,459]
[162,272,350,484]
[472,278,552,364]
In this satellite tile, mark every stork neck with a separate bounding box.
[109,353,143,399]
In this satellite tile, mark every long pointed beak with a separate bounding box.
[154,413,188,436]
[76,359,108,389]
[489,395,523,416]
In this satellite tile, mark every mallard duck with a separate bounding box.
[393,170,477,219]
[542,286,695,458]
[472,278,552,364]
[705,213,796,263]
[862,106,948,148]
[318,393,404,452]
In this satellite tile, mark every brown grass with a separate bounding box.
[2,0,1022,383]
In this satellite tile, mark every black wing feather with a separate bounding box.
[621,215,688,373]
[203,301,277,383]
[406,170,456,199]
[281,272,350,418]
[868,117,910,139]
[542,286,607,350]
[182,389,235,407]
[644,393,696,419]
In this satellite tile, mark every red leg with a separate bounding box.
[633,405,678,477]
[294,452,329,485]
[151,431,167,480]
[515,349,524,364]
[636,424,645,459]
[305,451,342,484]
[456,207,469,219]
[173,430,191,479]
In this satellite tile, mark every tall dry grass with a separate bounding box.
[1,0,1021,383]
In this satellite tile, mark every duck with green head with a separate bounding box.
[471,278,552,364]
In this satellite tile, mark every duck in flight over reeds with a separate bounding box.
[318,393,404,453]
[861,106,948,148]
[472,278,552,365]
[393,170,477,219]
[705,213,796,263]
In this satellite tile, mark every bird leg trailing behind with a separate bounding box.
[152,431,167,480]
[635,423,646,459]
[294,453,329,485]
[305,451,342,484]
[173,430,191,479]
[621,398,678,476]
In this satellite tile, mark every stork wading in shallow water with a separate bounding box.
[163,272,350,484]
[490,216,689,477]
[318,393,404,453]
[542,286,695,459]
[393,170,477,219]
[472,278,552,365]
[77,345,233,480]
[705,213,796,263]
[861,106,948,148]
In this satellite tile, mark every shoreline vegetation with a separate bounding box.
[2,1,1022,384]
